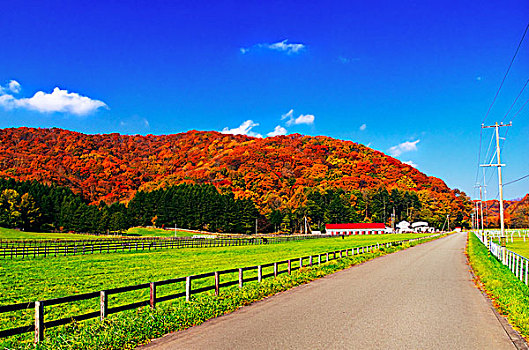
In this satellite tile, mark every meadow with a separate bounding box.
[1,233,429,304]
[506,237,529,259]
[0,227,204,241]
[0,228,118,241]
[0,233,436,348]
[125,227,209,238]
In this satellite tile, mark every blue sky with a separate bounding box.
[0,1,528,200]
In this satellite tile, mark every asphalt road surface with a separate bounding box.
[141,233,523,349]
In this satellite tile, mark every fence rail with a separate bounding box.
[473,231,529,286]
[0,235,332,259]
[0,234,441,343]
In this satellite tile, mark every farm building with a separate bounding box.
[325,223,386,235]
[411,221,433,233]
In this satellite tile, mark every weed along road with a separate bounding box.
[141,233,521,350]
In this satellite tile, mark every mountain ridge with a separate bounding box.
[0,127,471,227]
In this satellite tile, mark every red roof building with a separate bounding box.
[325,223,386,235]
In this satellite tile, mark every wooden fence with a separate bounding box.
[0,234,440,343]
[0,235,331,259]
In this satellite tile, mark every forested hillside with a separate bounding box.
[481,195,529,228]
[0,127,473,231]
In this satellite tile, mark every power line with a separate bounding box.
[502,78,529,123]
[510,96,529,121]
[481,22,529,124]
[475,22,528,200]
[504,173,529,186]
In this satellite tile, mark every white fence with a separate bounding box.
[473,230,529,286]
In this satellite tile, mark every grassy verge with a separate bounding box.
[1,235,442,349]
[466,233,529,339]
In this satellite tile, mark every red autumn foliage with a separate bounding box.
[0,127,466,215]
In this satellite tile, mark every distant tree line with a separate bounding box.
[266,187,469,233]
[0,178,259,234]
[128,184,259,234]
[0,178,469,235]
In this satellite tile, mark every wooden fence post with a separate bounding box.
[318,254,321,265]
[257,265,262,282]
[309,256,313,266]
[326,252,329,262]
[239,268,244,288]
[186,276,192,302]
[299,257,303,268]
[215,271,220,295]
[100,291,108,321]
[34,301,44,343]
[150,282,157,309]
[287,260,291,274]
[274,262,278,277]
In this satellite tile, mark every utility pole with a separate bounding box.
[474,184,485,239]
[481,122,511,263]
[391,208,395,233]
[482,167,488,228]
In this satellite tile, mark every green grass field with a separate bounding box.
[0,233,435,348]
[507,238,529,259]
[485,231,529,259]
[0,227,118,241]
[0,227,209,241]
[125,227,208,238]
[1,233,429,304]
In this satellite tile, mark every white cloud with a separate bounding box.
[359,123,367,131]
[286,114,314,126]
[403,160,418,168]
[281,109,294,120]
[241,39,306,55]
[222,120,262,138]
[388,139,420,157]
[0,84,107,116]
[267,125,287,137]
[0,80,21,94]
[265,40,305,54]
[281,109,315,127]
[8,80,21,93]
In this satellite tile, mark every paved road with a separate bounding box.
[141,233,521,349]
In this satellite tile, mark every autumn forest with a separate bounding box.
[0,127,482,233]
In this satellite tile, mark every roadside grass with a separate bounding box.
[1,234,432,347]
[1,235,442,349]
[0,227,118,241]
[466,233,529,339]
[125,227,205,238]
